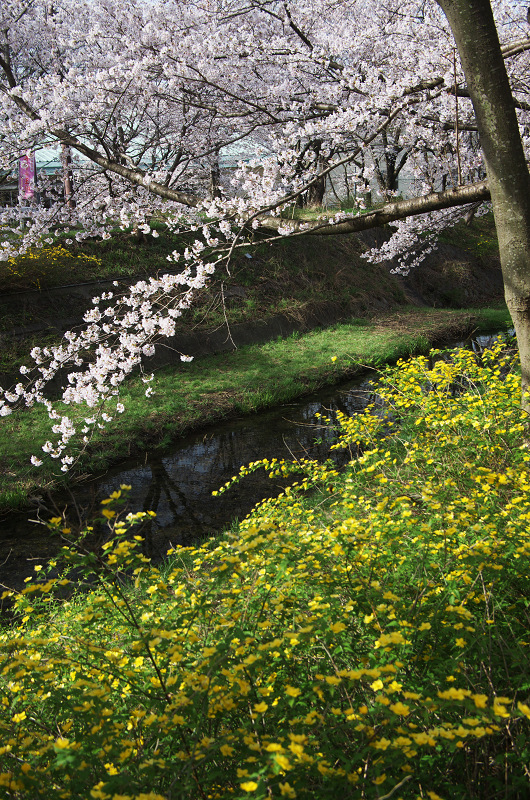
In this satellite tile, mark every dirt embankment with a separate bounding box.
[0,220,504,382]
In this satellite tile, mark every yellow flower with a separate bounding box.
[438,687,469,701]
[90,787,110,800]
[285,685,301,697]
[220,744,234,756]
[329,622,346,633]
[371,679,384,691]
[279,782,296,798]
[240,782,259,792]
[412,732,435,746]
[472,694,488,708]
[376,631,405,647]
[54,737,70,749]
[12,711,26,723]
[390,702,410,716]
[492,701,510,718]
[373,737,391,750]
[275,754,292,771]
[253,702,268,713]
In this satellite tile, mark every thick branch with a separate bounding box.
[259,180,490,235]
[501,38,530,59]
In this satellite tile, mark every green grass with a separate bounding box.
[471,306,513,331]
[0,306,513,510]
[438,211,500,257]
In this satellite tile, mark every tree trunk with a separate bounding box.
[61,143,76,209]
[437,0,530,412]
[305,169,326,206]
[209,147,221,200]
[296,140,327,207]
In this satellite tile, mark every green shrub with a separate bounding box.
[1,337,529,799]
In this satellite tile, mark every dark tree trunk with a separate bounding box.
[61,143,76,209]
[296,140,327,207]
[209,147,221,200]
[305,170,326,206]
[437,0,530,411]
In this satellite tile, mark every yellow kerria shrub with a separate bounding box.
[2,245,102,289]
[0,337,529,799]
[7,245,101,268]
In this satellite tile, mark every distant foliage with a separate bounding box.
[1,337,529,799]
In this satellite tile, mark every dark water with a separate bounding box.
[0,330,509,592]
[0,375,377,592]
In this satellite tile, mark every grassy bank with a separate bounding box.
[0,306,512,511]
[2,335,529,799]
[0,213,502,381]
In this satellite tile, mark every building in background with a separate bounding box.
[0,148,63,206]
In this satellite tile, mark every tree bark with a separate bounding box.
[61,143,76,209]
[259,179,490,233]
[208,146,222,200]
[437,0,530,412]
[295,140,327,207]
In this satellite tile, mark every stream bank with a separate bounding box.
[0,305,512,514]
[0,216,503,381]
[0,215,509,510]
[0,324,513,595]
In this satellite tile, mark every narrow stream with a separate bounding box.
[0,331,507,593]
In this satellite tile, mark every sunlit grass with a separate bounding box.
[0,307,513,509]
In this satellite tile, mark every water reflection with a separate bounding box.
[92,377,377,558]
[0,375,376,590]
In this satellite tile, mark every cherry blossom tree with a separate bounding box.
[1,0,530,470]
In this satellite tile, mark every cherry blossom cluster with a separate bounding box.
[0,228,230,470]
[361,204,491,275]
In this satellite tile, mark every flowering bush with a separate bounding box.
[1,246,102,291]
[0,339,529,799]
